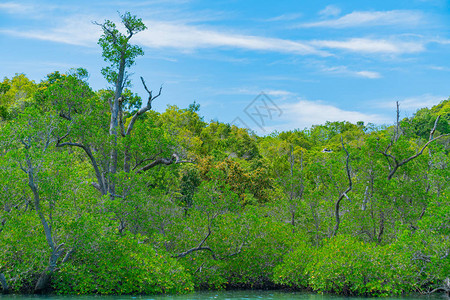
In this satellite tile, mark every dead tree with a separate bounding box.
[381,102,449,180]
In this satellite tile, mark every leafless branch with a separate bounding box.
[132,152,162,170]
[123,77,162,136]
[62,247,75,263]
[227,229,250,258]
[385,115,449,180]
[136,154,194,174]
[173,227,217,260]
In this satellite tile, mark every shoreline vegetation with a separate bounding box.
[0,12,449,297]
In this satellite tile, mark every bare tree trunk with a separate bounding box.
[21,154,65,293]
[0,273,8,294]
[108,56,126,197]
[377,212,385,244]
[34,244,64,293]
[332,138,353,237]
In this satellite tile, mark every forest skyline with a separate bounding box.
[1,0,450,133]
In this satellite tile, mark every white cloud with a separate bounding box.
[428,38,450,45]
[0,12,427,57]
[263,99,386,132]
[0,2,35,14]
[428,65,449,71]
[374,94,446,111]
[228,89,387,133]
[0,14,102,46]
[1,17,328,56]
[265,90,296,97]
[216,88,296,99]
[135,21,327,55]
[300,10,423,28]
[267,13,303,22]
[320,65,381,78]
[311,38,425,54]
[319,5,341,17]
[355,71,381,78]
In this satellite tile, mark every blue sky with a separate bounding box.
[1,0,449,134]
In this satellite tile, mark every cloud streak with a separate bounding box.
[374,94,447,111]
[300,10,423,28]
[0,2,35,14]
[0,16,101,46]
[229,89,387,133]
[311,38,425,54]
[1,17,328,56]
[0,12,429,57]
[136,21,327,55]
[319,5,341,17]
[262,99,387,132]
[320,65,381,78]
[266,13,303,22]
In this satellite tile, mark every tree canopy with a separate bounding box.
[0,12,449,297]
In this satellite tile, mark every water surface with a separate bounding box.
[0,290,445,300]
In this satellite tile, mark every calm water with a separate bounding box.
[0,291,446,300]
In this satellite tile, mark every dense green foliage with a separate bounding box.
[1,12,449,297]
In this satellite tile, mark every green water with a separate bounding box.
[0,291,444,300]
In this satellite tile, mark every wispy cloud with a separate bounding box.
[0,2,35,14]
[0,15,102,46]
[266,13,303,22]
[227,89,386,133]
[374,94,447,112]
[265,89,296,97]
[428,65,450,71]
[300,10,423,28]
[320,65,381,78]
[311,38,425,54]
[0,8,431,58]
[265,99,386,132]
[1,16,329,56]
[136,21,328,55]
[319,5,341,17]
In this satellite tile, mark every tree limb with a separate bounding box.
[173,227,217,260]
[56,133,107,195]
[92,21,118,44]
[124,77,162,136]
[136,154,193,174]
[385,115,449,180]
[332,137,353,237]
[132,152,163,171]
[23,154,54,251]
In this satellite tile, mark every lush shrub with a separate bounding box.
[178,207,295,289]
[275,235,420,296]
[52,233,194,295]
[397,191,450,290]
[273,240,313,289]
[0,212,48,293]
[222,216,294,288]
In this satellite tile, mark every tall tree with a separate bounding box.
[51,13,186,203]
[94,12,147,196]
